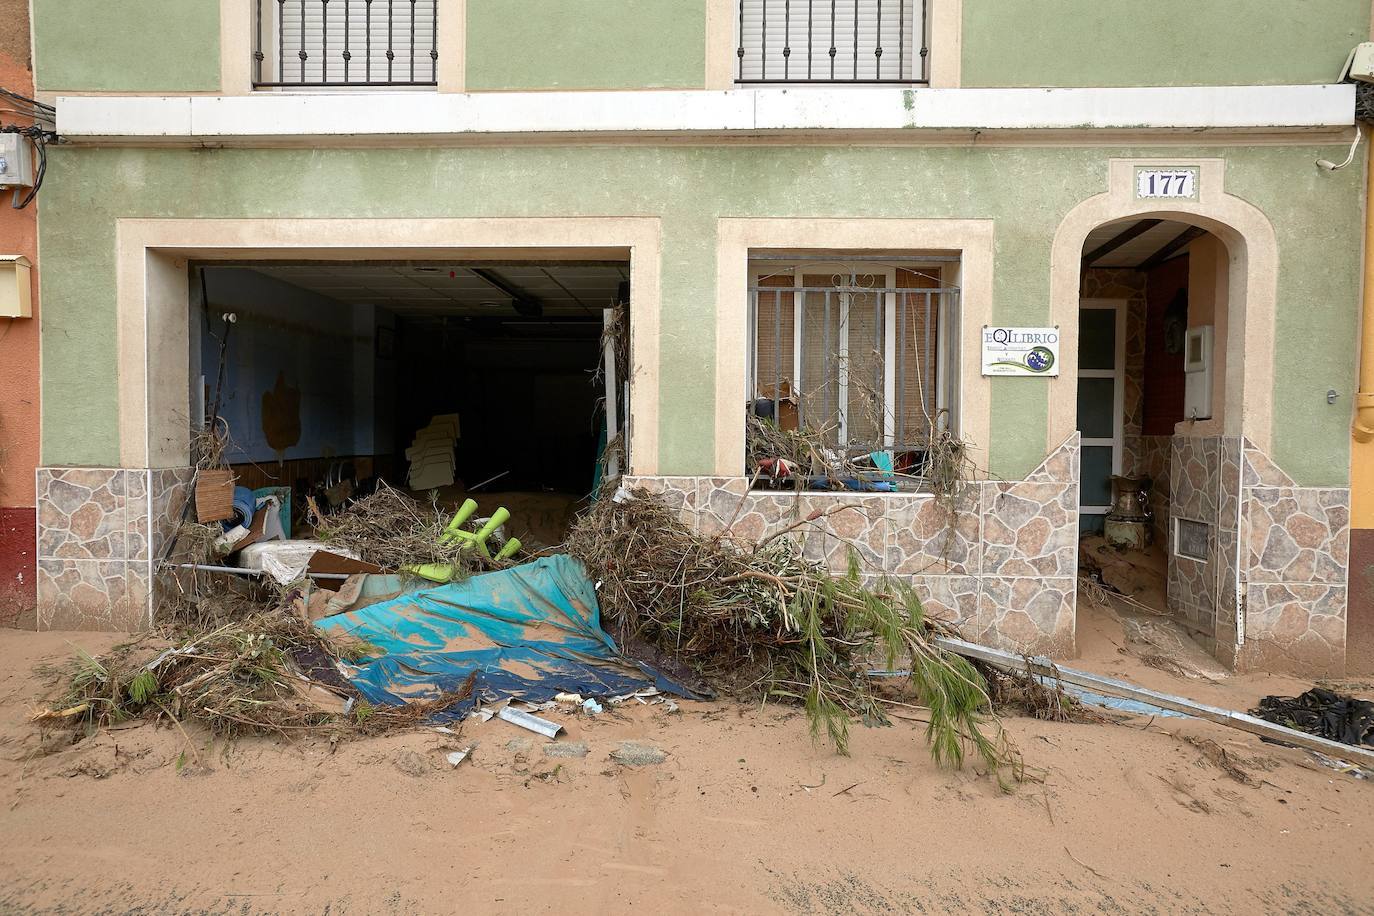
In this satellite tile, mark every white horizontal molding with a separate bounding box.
[58,85,1354,141]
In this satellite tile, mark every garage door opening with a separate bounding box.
[187,258,630,549]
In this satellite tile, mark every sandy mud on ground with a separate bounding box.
[1,605,1372,915]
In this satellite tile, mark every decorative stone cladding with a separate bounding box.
[1134,435,1173,545]
[36,467,195,630]
[34,442,1345,676]
[1167,435,1240,646]
[1162,436,1350,676]
[626,434,1080,657]
[1235,440,1349,676]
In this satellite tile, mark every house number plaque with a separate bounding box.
[1135,167,1198,199]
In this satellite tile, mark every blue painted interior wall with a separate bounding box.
[200,267,384,464]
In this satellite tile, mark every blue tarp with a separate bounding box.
[315,555,689,718]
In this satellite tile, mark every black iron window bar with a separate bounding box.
[253,0,438,88]
[736,0,927,84]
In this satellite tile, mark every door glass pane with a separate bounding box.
[1079,308,1117,371]
[1077,377,1116,439]
[1082,445,1114,507]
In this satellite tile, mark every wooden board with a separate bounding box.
[935,636,1374,769]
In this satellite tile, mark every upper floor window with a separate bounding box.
[253,0,438,89]
[736,0,926,85]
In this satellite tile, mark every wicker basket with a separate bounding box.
[194,469,236,523]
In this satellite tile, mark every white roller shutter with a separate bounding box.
[271,0,437,85]
[736,0,920,82]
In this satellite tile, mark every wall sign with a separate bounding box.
[981,326,1060,377]
[1135,167,1198,199]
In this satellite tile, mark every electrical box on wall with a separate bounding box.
[1343,42,1374,82]
[0,134,33,188]
[0,256,33,318]
[1184,325,1213,420]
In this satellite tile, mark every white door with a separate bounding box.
[1077,300,1126,533]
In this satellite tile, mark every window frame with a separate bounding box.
[747,256,957,472]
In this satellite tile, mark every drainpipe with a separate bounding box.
[1358,125,1374,443]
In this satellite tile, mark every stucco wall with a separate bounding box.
[465,0,707,90]
[32,0,221,92]
[36,142,1364,485]
[961,0,1368,88]
[0,0,40,625]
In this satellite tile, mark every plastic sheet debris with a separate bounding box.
[1060,684,1188,718]
[315,555,693,719]
[239,541,362,586]
[582,698,603,715]
[446,747,473,768]
[497,705,564,739]
[1251,688,1374,748]
[1309,751,1372,780]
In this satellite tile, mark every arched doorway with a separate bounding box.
[1048,159,1284,670]
[1073,217,1240,669]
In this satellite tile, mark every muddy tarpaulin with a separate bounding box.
[314,555,691,717]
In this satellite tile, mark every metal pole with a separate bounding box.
[773,289,782,421]
[923,290,933,435]
[829,0,836,79]
[321,0,328,82]
[897,292,906,446]
[737,0,746,81]
[299,0,307,82]
[852,0,859,80]
[783,0,791,80]
[875,0,882,80]
[807,0,813,79]
[761,0,768,80]
[898,0,905,80]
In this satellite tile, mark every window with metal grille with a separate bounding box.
[747,257,959,483]
[254,0,438,88]
[736,0,927,84]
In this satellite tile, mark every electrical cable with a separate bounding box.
[4,127,49,209]
[0,84,59,209]
[0,87,55,117]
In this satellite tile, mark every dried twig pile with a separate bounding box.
[567,489,1021,778]
[37,610,472,741]
[311,481,477,575]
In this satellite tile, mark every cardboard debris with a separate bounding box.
[406,413,461,490]
[301,573,405,622]
[306,551,384,590]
